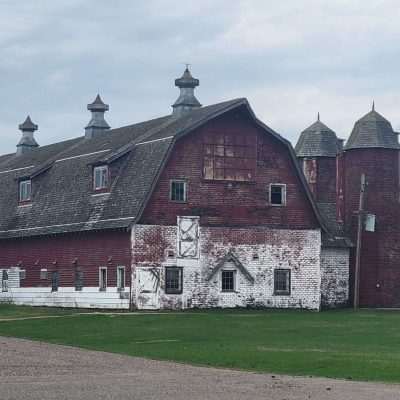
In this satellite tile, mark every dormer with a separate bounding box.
[18,179,32,204]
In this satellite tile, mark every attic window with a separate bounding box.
[93,165,109,190]
[170,180,187,202]
[19,179,31,202]
[203,133,256,181]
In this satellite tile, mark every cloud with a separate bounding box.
[1,0,400,154]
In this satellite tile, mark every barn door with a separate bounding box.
[177,216,199,258]
[136,267,160,310]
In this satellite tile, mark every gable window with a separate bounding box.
[75,269,84,291]
[203,133,256,181]
[165,267,183,294]
[93,165,109,191]
[19,180,31,202]
[274,269,291,295]
[170,180,187,202]
[117,266,125,291]
[221,270,235,292]
[99,267,107,291]
[269,184,286,206]
[51,271,59,292]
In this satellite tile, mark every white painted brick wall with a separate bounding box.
[320,248,349,308]
[132,224,322,310]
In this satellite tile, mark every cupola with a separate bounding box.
[85,94,110,139]
[172,66,201,117]
[17,116,39,156]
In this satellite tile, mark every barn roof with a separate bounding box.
[345,107,400,150]
[0,98,329,239]
[295,116,341,158]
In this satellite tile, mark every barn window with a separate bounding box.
[221,270,235,292]
[19,269,26,280]
[203,133,255,181]
[274,269,291,295]
[117,266,125,291]
[1,270,8,292]
[269,184,286,206]
[75,269,84,291]
[51,271,59,292]
[40,269,48,280]
[170,180,187,202]
[165,267,183,294]
[93,165,109,190]
[99,267,107,291]
[19,179,31,202]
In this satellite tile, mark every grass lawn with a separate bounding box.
[0,305,400,383]
[0,303,84,320]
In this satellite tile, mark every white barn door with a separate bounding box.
[136,267,161,310]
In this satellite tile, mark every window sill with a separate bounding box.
[202,179,256,185]
[165,291,183,295]
[92,191,110,197]
[18,202,32,207]
[221,290,236,293]
[269,203,286,207]
[273,292,291,296]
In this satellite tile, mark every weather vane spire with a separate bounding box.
[372,100,375,111]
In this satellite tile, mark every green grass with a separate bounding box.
[0,305,400,383]
[0,303,83,319]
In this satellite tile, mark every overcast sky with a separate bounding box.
[1,0,400,154]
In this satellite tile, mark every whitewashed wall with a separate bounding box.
[132,224,322,310]
[320,248,349,308]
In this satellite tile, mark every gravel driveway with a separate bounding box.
[0,336,399,400]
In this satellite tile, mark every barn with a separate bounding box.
[0,68,350,310]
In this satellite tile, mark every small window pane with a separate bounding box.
[274,269,291,295]
[94,166,109,190]
[270,184,286,205]
[19,270,26,280]
[165,267,182,294]
[19,180,31,202]
[40,269,48,280]
[221,270,235,292]
[170,181,187,202]
[117,267,125,290]
[99,268,107,291]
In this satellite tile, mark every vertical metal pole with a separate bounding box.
[354,174,366,310]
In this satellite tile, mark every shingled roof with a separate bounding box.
[295,117,340,157]
[345,108,400,150]
[0,98,329,239]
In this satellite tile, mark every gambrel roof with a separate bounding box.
[0,98,329,239]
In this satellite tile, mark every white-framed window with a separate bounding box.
[19,269,26,280]
[99,267,107,291]
[221,270,236,292]
[274,269,291,295]
[170,180,187,202]
[19,179,32,202]
[269,183,286,206]
[40,269,48,280]
[93,165,109,190]
[117,266,125,291]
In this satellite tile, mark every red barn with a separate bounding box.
[0,69,350,310]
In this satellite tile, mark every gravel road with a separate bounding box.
[0,336,399,400]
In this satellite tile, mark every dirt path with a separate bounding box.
[0,336,399,400]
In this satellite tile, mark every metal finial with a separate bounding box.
[317,112,320,121]
[372,100,375,111]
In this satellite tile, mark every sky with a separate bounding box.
[1,0,400,154]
